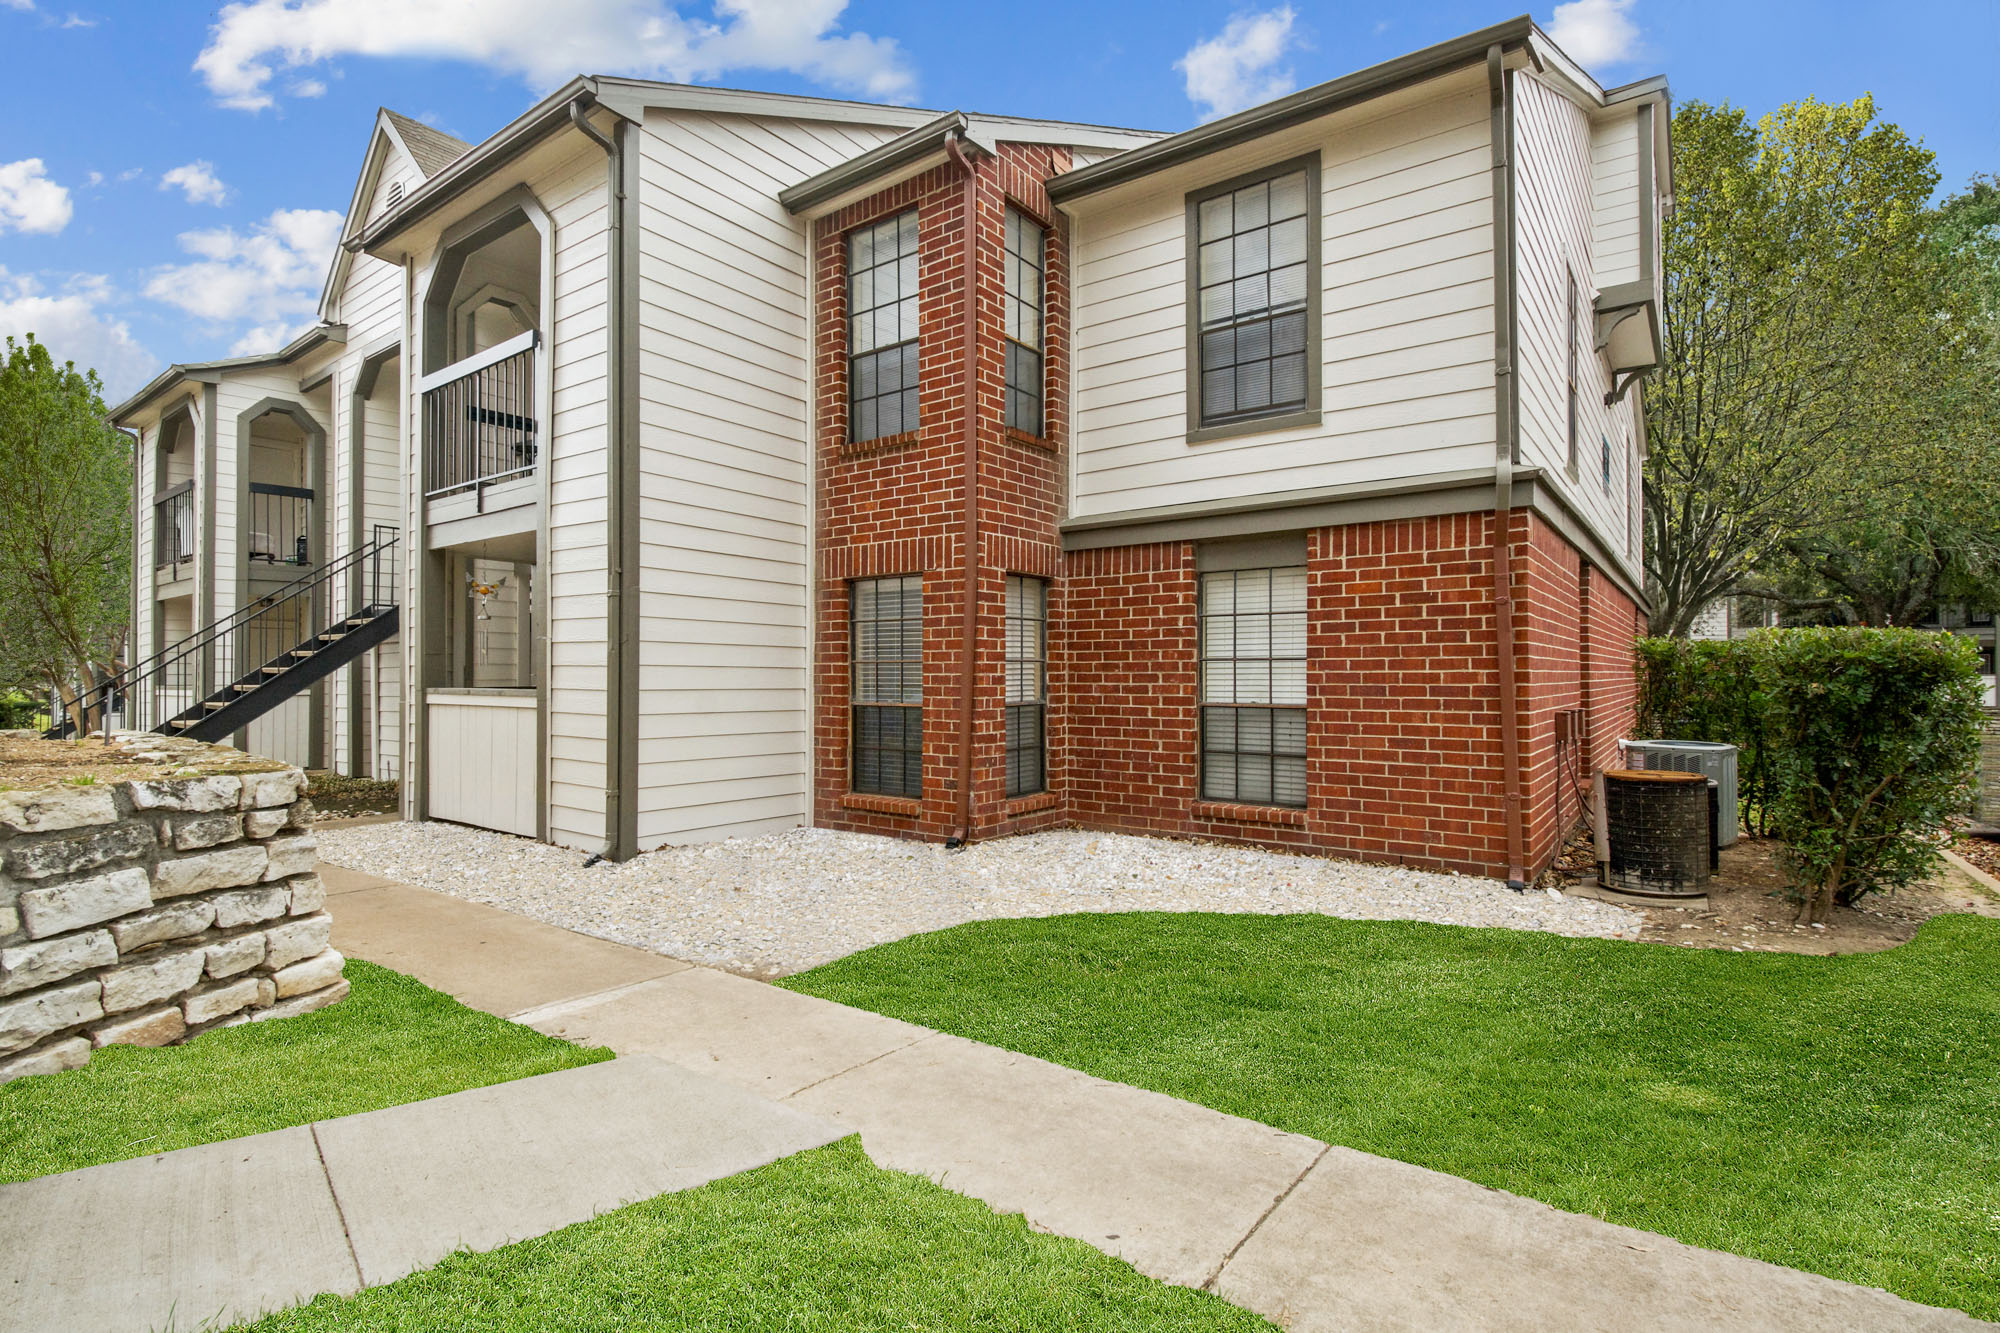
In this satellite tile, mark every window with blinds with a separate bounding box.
[848,211,920,444]
[1005,575,1047,797]
[1199,566,1307,808]
[851,575,922,797]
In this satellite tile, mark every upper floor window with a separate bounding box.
[849,211,920,444]
[1004,208,1046,437]
[1566,268,1581,477]
[1187,156,1320,441]
[1602,432,1613,491]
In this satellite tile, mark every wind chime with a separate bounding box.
[467,571,509,663]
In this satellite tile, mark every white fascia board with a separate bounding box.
[1524,30,1606,105]
[588,75,938,129]
[961,114,1166,152]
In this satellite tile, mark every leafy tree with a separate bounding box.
[1644,96,1976,636]
[0,335,131,734]
[1755,175,2000,627]
[1933,173,2000,327]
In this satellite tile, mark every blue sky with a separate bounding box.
[1,0,1994,401]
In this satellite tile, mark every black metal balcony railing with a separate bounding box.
[247,483,313,566]
[154,481,195,570]
[419,329,539,500]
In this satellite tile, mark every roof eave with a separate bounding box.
[1047,14,1540,205]
[779,111,969,216]
[349,76,602,256]
[109,324,346,423]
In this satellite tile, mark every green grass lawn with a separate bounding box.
[783,911,2000,1320]
[244,1137,1272,1332]
[0,959,609,1182]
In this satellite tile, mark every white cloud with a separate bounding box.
[61,12,95,26]
[228,321,304,356]
[116,167,143,182]
[194,0,916,111]
[1177,7,1298,123]
[160,160,230,206]
[288,77,325,96]
[1546,0,1641,69]
[142,207,341,353]
[0,158,73,235]
[0,268,159,398]
[84,170,103,187]
[2,0,34,11]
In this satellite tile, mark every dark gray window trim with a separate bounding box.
[1184,151,1323,445]
[1565,264,1580,478]
[1196,563,1310,810]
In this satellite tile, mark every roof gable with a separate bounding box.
[319,110,471,322]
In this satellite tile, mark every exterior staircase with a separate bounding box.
[51,527,400,744]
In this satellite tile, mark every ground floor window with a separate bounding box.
[1005,575,1047,797]
[1200,565,1307,807]
[852,574,922,797]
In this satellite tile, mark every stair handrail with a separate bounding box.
[53,529,399,738]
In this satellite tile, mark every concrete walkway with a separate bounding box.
[0,1053,844,1331]
[319,864,1985,1332]
[3,862,1985,1331]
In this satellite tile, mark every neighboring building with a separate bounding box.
[1688,596,1780,641]
[1923,604,1999,706]
[112,17,1665,883]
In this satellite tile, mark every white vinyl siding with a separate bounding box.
[538,140,618,850]
[325,150,416,777]
[1589,111,1642,289]
[1514,74,1640,576]
[1069,69,1496,518]
[631,109,906,846]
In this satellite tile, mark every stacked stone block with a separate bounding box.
[0,741,344,1084]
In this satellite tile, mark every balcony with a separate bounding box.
[247,483,314,568]
[419,329,539,504]
[154,481,194,572]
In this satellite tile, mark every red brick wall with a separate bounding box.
[812,144,1072,841]
[1582,563,1644,775]
[805,143,1646,879]
[1057,512,1638,878]
[1517,514,1583,873]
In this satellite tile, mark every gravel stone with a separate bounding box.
[315,823,1643,978]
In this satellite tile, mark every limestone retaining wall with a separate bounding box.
[0,737,344,1083]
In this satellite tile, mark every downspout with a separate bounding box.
[1487,45,1527,892]
[945,130,980,848]
[569,95,637,862]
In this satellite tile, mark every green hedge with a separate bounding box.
[1634,637,1776,833]
[1634,628,1983,918]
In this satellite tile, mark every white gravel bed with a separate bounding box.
[314,822,1641,976]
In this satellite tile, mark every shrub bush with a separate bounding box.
[1634,628,1984,919]
[1634,637,1776,832]
[1756,627,1984,921]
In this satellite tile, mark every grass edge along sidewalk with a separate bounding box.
[783,910,2000,1321]
[0,959,611,1183]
